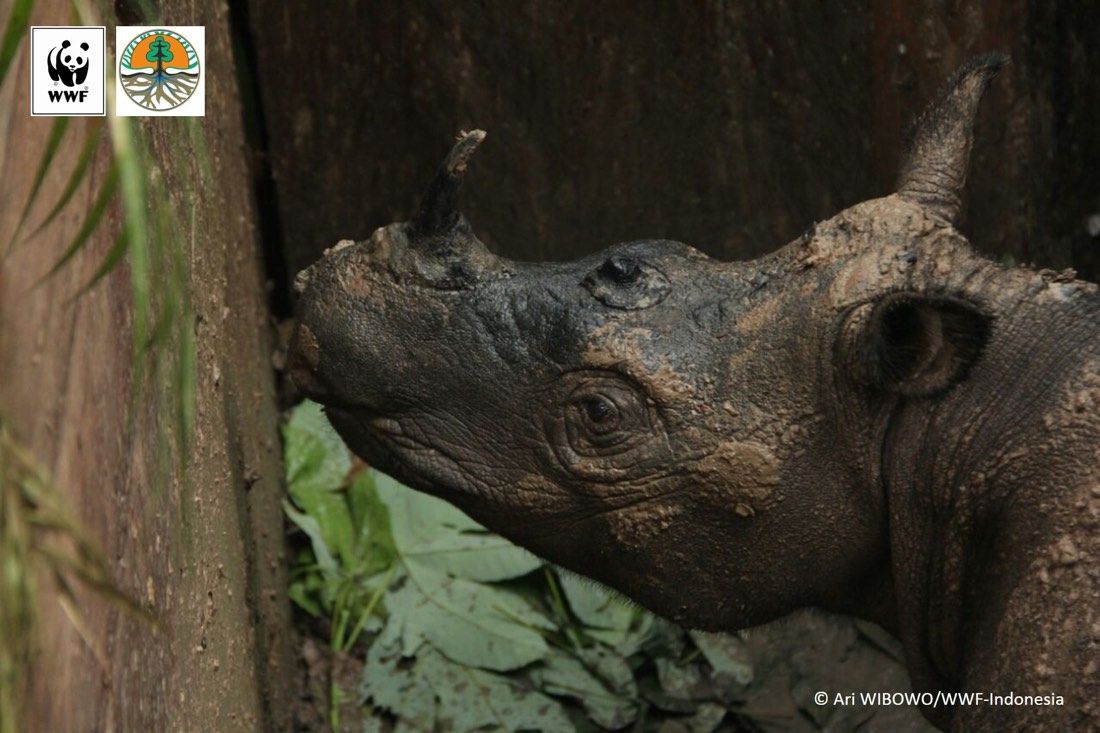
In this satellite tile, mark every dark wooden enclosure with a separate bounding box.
[248,1,1100,288]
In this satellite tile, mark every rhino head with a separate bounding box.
[290,55,1100,727]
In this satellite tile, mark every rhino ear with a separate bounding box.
[896,54,1007,223]
[855,293,992,397]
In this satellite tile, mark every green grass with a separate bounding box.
[0,422,151,733]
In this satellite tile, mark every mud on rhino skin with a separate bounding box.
[290,55,1100,731]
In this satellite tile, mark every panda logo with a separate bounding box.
[47,40,90,87]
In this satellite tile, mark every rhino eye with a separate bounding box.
[579,395,619,431]
[584,256,671,310]
[547,371,670,481]
[565,388,644,457]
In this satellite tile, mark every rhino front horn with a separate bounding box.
[896,54,1007,224]
[409,129,487,238]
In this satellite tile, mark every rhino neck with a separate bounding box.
[880,262,1099,707]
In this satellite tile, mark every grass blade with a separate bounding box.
[8,118,70,249]
[27,120,105,239]
[105,115,149,357]
[37,546,156,625]
[37,162,119,284]
[0,0,33,86]
[66,228,128,302]
[2,420,157,733]
[52,570,110,672]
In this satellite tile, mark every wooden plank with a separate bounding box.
[0,1,291,730]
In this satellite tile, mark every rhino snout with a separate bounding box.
[287,323,331,400]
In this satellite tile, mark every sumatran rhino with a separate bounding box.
[288,56,1099,731]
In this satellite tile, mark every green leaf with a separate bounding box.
[532,647,640,729]
[375,471,541,582]
[0,0,32,86]
[364,470,555,670]
[575,645,637,699]
[38,162,119,283]
[558,570,636,630]
[28,120,104,239]
[303,492,355,564]
[9,117,70,247]
[67,228,128,301]
[361,716,385,733]
[364,626,572,732]
[689,631,753,686]
[680,702,728,733]
[655,657,730,705]
[637,615,689,659]
[104,112,150,362]
[344,471,397,575]
[420,646,572,732]
[385,561,552,672]
[283,500,338,577]
[408,527,542,582]
[655,658,705,701]
[361,623,438,727]
[288,578,324,617]
[283,401,355,559]
[586,612,658,658]
[638,676,699,714]
[284,400,352,495]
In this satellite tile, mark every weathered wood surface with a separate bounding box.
[249,0,1099,284]
[0,0,291,729]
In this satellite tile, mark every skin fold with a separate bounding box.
[289,56,1099,731]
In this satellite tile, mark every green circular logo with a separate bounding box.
[119,29,200,111]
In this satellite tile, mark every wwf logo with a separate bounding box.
[46,39,90,88]
[30,26,105,116]
[45,39,90,88]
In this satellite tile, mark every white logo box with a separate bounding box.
[30,26,106,116]
[114,26,205,117]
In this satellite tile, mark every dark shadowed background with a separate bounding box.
[244,0,1100,304]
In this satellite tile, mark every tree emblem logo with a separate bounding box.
[118,28,200,111]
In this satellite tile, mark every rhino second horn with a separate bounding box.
[409,129,487,238]
[896,53,1007,224]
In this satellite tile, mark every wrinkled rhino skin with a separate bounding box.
[290,56,1099,731]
